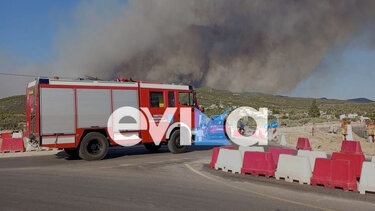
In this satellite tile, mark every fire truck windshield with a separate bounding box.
[178,92,193,106]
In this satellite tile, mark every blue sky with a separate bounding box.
[0,0,374,100]
[290,27,375,100]
[0,0,81,63]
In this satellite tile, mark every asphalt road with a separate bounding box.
[0,146,374,211]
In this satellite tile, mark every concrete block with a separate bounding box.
[358,162,375,194]
[239,146,264,158]
[275,154,312,184]
[215,148,242,174]
[297,150,327,172]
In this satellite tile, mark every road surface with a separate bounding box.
[0,146,374,210]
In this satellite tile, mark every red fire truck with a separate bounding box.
[25,77,200,160]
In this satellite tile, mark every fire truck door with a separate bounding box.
[140,90,168,143]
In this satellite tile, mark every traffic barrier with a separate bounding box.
[311,158,332,187]
[210,146,235,168]
[331,152,365,178]
[0,138,25,153]
[358,162,375,194]
[25,141,39,152]
[241,151,276,177]
[0,132,12,139]
[372,156,375,162]
[275,154,312,184]
[297,150,327,172]
[296,137,312,151]
[12,132,22,138]
[340,140,363,154]
[210,147,221,168]
[268,147,294,166]
[215,148,242,174]
[330,159,357,191]
[239,146,264,158]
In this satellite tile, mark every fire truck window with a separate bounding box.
[178,92,192,106]
[168,92,175,107]
[150,92,164,107]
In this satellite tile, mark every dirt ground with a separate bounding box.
[278,122,375,159]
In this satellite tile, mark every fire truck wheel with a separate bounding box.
[64,148,79,157]
[79,132,109,161]
[168,129,187,154]
[144,143,161,152]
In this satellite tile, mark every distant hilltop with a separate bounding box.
[347,98,374,103]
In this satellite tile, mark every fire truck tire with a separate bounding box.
[168,129,187,154]
[144,143,161,152]
[79,132,109,161]
[64,148,79,157]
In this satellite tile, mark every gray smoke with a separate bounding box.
[54,0,375,93]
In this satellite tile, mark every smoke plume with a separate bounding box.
[54,0,375,93]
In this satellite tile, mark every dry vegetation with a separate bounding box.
[278,122,375,158]
[0,95,25,130]
[196,87,375,127]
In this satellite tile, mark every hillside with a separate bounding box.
[196,87,375,126]
[0,95,26,130]
[347,98,374,103]
[0,88,375,130]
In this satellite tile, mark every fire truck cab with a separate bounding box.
[25,78,200,160]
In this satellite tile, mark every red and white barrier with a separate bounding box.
[239,146,264,158]
[330,159,357,191]
[297,150,327,172]
[0,138,25,153]
[275,154,312,185]
[268,147,294,166]
[241,151,276,177]
[215,148,242,174]
[358,162,375,194]
[331,152,365,178]
[340,140,363,154]
[311,158,332,187]
[311,158,357,191]
[210,146,235,168]
[0,132,12,139]
[296,138,311,151]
